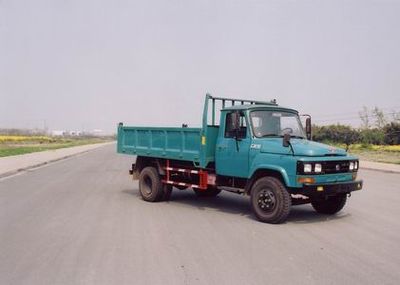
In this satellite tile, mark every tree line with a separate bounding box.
[312,107,400,147]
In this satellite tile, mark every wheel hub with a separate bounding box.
[257,190,276,212]
[143,175,153,194]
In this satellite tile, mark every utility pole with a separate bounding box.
[43,119,48,134]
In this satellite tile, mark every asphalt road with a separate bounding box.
[1,145,399,285]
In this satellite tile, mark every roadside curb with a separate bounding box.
[360,166,400,174]
[0,142,113,179]
[0,152,89,179]
[360,161,400,174]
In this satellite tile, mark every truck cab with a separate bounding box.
[213,102,362,222]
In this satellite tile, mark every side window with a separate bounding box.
[225,112,247,139]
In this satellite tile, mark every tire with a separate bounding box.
[311,194,347,215]
[250,177,291,224]
[193,187,221,197]
[138,167,163,202]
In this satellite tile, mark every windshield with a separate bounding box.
[250,110,306,138]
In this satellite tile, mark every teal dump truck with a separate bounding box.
[117,94,362,223]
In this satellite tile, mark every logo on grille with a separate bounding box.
[335,164,340,171]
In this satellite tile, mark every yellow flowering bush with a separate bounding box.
[0,135,53,143]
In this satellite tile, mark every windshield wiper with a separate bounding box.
[258,134,305,139]
[260,133,281,138]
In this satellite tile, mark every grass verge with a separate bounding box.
[331,143,400,165]
[0,136,113,158]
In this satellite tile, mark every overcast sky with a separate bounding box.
[1,0,399,133]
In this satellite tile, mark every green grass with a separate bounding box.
[348,149,400,165]
[328,142,400,164]
[0,137,113,158]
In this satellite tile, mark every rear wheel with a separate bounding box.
[311,194,347,214]
[193,187,221,197]
[250,177,291,224]
[139,167,163,202]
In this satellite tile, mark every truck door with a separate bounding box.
[215,111,250,178]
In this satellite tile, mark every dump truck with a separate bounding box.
[117,94,363,223]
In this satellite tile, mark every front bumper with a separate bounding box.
[293,180,363,197]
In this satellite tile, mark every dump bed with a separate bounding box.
[117,125,219,168]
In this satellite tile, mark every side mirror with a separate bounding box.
[283,133,291,147]
[305,117,312,140]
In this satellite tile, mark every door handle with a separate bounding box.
[217,145,227,150]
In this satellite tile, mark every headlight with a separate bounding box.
[355,161,359,170]
[314,163,322,173]
[349,162,354,170]
[304,164,312,173]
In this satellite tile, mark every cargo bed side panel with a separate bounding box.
[117,126,203,164]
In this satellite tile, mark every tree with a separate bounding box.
[359,128,385,145]
[372,107,386,128]
[391,111,400,123]
[359,106,370,129]
[312,124,359,148]
[383,122,400,145]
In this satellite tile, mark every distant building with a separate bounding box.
[90,129,105,136]
[68,130,82,136]
[50,129,105,137]
[51,130,66,136]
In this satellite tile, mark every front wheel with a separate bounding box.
[311,194,347,215]
[250,177,291,224]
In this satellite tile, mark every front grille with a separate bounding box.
[297,160,356,175]
[322,160,350,174]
